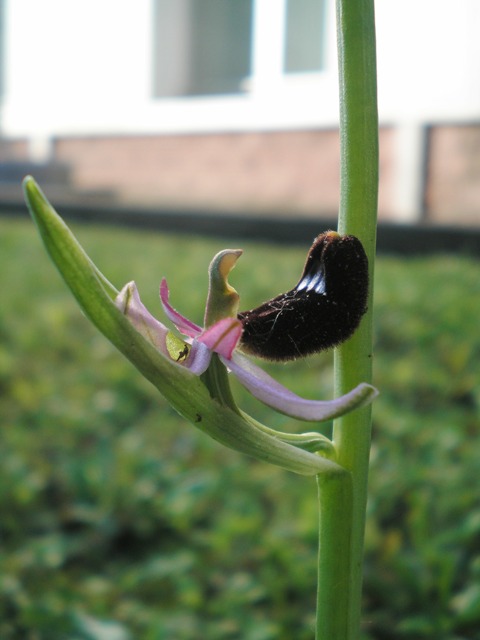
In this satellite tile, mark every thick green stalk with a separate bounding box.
[315,470,353,639]
[316,0,378,638]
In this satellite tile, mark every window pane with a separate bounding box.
[284,0,325,73]
[153,0,253,98]
[190,0,252,95]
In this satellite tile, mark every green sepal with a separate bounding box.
[241,413,336,457]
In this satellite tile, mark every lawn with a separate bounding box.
[1,216,479,639]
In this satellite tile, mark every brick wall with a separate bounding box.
[7,125,476,225]
[54,129,395,218]
[0,139,29,162]
[426,125,480,226]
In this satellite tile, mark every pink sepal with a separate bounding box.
[116,281,170,354]
[222,352,378,422]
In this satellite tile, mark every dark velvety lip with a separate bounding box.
[238,232,369,361]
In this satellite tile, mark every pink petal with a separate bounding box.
[160,278,202,339]
[222,352,378,422]
[198,318,243,359]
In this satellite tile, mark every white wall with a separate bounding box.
[376,0,480,123]
[1,0,153,136]
[1,0,480,139]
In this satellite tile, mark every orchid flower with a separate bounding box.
[115,251,376,425]
[23,176,377,477]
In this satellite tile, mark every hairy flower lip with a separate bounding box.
[238,232,370,362]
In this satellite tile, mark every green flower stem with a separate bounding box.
[316,470,353,639]
[316,0,379,638]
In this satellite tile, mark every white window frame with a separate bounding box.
[145,0,341,134]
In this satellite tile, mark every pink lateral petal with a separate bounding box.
[160,278,202,339]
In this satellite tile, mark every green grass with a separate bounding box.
[1,217,479,639]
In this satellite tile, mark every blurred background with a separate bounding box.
[1,1,479,639]
[1,0,480,227]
